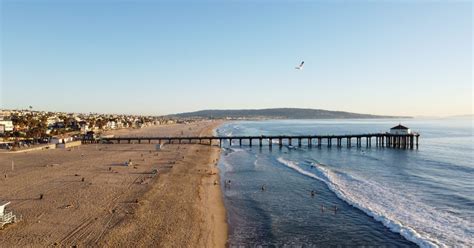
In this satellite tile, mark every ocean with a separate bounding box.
[216,119,473,247]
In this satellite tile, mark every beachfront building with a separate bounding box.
[50,136,74,144]
[0,111,11,120]
[106,120,117,130]
[0,120,14,134]
[80,123,90,134]
[390,124,411,135]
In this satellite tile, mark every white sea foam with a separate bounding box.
[276,157,473,248]
[253,157,266,169]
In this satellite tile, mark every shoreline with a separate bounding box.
[199,122,228,247]
[0,120,228,247]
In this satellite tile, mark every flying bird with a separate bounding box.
[295,61,304,70]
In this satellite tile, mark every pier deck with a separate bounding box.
[89,133,420,149]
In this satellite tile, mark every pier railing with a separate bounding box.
[88,132,420,149]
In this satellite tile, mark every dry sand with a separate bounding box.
[0,120,227,247]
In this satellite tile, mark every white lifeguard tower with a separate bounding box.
[0,202,17,228]
[390,124,411,135]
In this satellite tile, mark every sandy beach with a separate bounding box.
[0,120,227,247]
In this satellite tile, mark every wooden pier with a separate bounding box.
[90,133,420,149]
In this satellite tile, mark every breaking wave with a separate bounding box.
[276,157,473,248]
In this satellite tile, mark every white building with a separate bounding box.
[0,120,14,133]
[50,137,74,144]
[80,124,90,134]
[390,124,411,135]
[47,117,60,127]
[106,121,117,130]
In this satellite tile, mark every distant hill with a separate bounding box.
[446,114,474,119]
[168,108,410,119]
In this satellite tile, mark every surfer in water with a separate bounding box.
[311,190,316,197]
[261,184,266,191]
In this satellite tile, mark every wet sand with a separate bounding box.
[0,120,227,247]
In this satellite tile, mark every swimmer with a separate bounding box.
[311,190,315,197]
[261,184,266,191]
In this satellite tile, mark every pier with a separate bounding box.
[91,133,420,149]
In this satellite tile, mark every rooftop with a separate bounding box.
[391,124,409,130]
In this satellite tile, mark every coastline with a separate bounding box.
[98,120,229,246]
[199,122,228,247]
[215,119,473,247]
[0,120,228,247]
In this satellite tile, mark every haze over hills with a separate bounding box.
[169,108,411,119]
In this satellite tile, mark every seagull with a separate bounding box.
[295,61,304,70]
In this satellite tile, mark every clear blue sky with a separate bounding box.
[1,0,472,116]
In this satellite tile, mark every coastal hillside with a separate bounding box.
[169,108,410,119]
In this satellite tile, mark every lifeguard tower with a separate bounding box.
[0,202,17,228]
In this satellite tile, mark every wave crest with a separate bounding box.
[276,157,472,248]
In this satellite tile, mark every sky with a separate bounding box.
[1,0,472,116]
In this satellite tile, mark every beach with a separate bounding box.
[0,120,227,247]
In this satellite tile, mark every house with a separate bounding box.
[79,121,89,134]
[0,120,14,133]
[106,120,117,130]
[0,111,11,121]
[52,121,65,129]
[46,117,60,127]
[390,124,411,135]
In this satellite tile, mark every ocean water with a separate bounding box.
[216,119,473,247]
